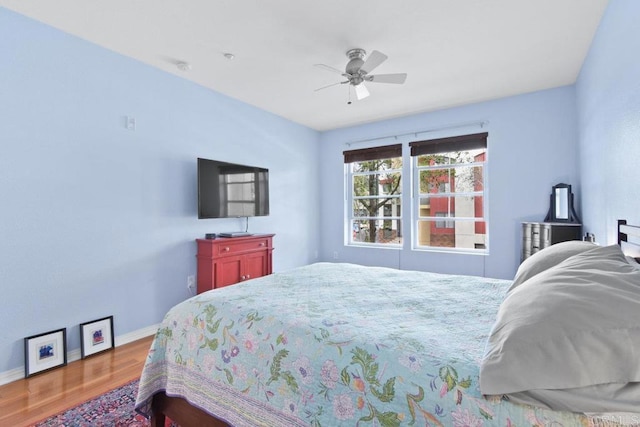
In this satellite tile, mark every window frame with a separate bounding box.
[410,132,488,254]
[344,144,403,248]
[342,132,489,254]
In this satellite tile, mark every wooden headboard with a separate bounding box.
[618,219,640,260]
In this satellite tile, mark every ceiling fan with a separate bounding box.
[314,48,407,102]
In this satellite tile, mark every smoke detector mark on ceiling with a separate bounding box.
[176,61,192,71]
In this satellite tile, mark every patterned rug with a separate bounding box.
[32,378,176,427]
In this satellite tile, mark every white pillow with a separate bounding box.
[480,244,640,411]
[626,255,640,271]
[510,240,597,291]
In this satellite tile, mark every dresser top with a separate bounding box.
[196,233,275,243]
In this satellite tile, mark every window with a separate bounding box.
[410,132,488,251]
[344,144,402,246]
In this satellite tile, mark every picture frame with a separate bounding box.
[80,315,114,359]
[24,328,67,378]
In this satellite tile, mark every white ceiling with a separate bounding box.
[1,0,609,131]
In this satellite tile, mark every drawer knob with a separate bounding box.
[223,247,230,252]
[241,275,246,280]
[259,242,265,247]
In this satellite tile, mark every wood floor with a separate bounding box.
[0,335,154,427]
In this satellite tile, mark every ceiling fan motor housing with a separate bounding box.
[345,48,367,84]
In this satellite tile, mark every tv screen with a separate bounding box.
[198,158,269,219]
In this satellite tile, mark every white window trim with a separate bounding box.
[345,162,403,248]
[342,131,489,255]
[411,148,489,254]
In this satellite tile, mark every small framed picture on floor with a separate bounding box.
[24,328,67,377]
[80,315,114,358]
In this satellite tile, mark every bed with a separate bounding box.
[135,220,640,426]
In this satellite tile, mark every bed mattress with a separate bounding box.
[135,262,634,426]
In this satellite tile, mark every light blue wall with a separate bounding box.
[319,86,580,280]
[576,0,640,245]
[0,8,320,373]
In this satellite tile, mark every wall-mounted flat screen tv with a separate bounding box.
[198,158,269,219]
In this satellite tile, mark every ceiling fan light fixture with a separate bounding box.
[354,83,370,100]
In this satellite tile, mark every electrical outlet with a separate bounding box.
[187,275,196,293]
[333,251,339,260]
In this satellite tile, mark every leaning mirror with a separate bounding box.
[554,187,569,220]
[545,183,580,223]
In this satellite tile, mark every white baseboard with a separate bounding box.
[114,323,160,347]
[0,323,159,386]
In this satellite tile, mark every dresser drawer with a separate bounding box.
[217,238,270,255]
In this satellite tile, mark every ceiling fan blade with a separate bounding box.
[314,81,348,92]
[366,73,407,84]
[354,83,370,100]
[314,63,346,75]
[359,50,387,74]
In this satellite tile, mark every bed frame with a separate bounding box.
[150,392,229,426]
[148,219,640,427]
[618,219,640,261]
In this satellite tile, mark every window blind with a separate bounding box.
[343,144,402,163]
[409,132,488,156]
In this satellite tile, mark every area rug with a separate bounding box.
[32,378,177,427]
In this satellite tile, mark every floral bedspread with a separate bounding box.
[135,262,615,426]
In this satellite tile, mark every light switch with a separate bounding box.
[126,116,136,130]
